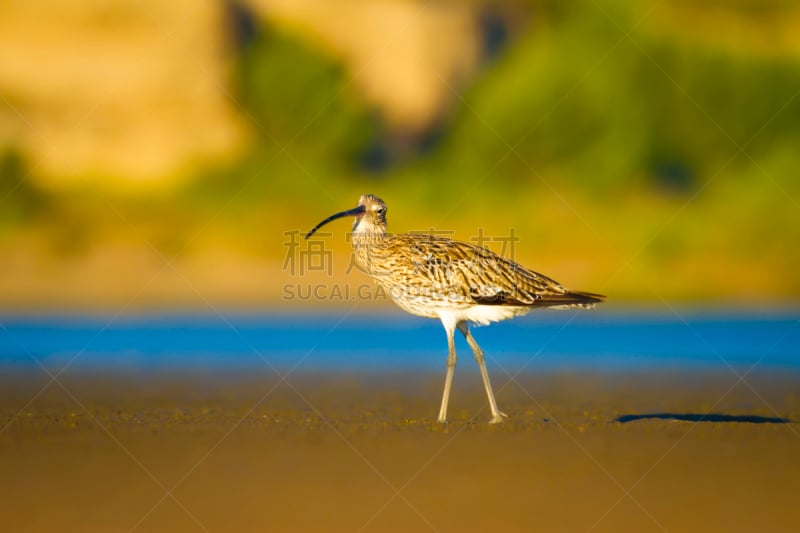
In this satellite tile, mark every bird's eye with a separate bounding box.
[377,207,386,216]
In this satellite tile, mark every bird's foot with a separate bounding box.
[437,415,447,424]
[489,411,509,424]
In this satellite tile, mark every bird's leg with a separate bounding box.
[457,322,508,423]
[437,321,457,423]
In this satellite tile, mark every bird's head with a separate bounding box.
[305,194,387,240]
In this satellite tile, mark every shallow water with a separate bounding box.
[1,309,798,373]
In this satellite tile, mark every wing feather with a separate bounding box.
[385,234,604,308]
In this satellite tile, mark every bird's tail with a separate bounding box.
[537,290,606,310]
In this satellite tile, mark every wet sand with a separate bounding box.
[1,370,798,532]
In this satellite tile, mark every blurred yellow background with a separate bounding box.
[0,0,798,311]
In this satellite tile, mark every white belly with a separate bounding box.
[374,277,533,325]
[436,305,532,326]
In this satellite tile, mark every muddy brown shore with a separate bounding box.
[1,371,798,532]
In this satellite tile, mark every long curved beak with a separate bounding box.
[305,204,366,239]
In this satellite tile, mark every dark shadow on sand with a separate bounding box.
[614,413,791,424]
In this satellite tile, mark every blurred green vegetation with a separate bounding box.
[0,151,47,231]
[1,0,799,303]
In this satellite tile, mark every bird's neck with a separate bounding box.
[351,225,389,277]
[351,224,386,247]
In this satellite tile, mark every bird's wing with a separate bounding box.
[389,234,598,307]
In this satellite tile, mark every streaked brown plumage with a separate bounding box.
[306,194,604,423]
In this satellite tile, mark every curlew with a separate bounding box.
[305,194,604,423]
